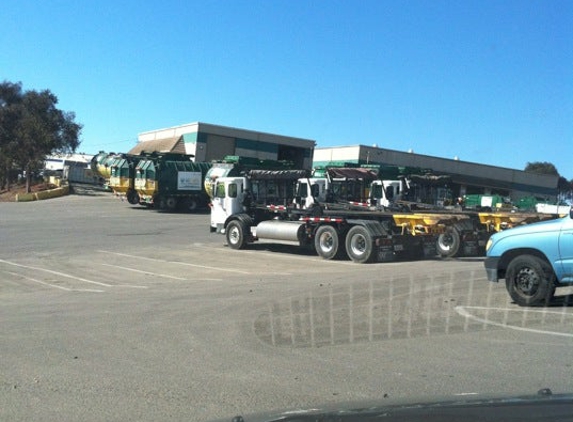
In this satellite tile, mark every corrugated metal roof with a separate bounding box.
[409,174,452,185]
[128,136,186,155]
[327,167,379,180]
[247,169,310,180]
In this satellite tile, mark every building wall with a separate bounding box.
[137,125,557,200]
[138,122,315,170]
[315,145,559,200]
[44,154,93,171]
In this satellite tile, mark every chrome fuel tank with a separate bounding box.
[254,220,306,242]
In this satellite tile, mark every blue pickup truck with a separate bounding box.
[484,208,573,306]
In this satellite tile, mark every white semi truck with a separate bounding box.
[209,169,435,263]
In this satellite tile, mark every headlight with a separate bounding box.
[485,238,493,252]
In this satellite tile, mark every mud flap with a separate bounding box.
[461,232,480,256]
[373,237,395,262]
[421,235,437,258]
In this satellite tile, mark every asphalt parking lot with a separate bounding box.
[1,189,572,421]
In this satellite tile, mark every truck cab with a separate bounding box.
[210,177,248,233]
[484,209,573,306]
[369,179,406,208]
[293,178,328,209]
[210,169,306,233]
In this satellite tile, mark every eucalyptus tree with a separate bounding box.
[0,80,82,192]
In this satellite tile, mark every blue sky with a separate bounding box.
[2,0,572,179]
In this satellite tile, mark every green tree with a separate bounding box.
[524,162,573,203]
[0,80,82,192]
[524,161,559,176]
[0,81,24,190]
[558,177,573,203]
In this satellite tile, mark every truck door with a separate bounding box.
[369,181,384,207]
[210,177,246,231]
[558,214,573,282]
[295,179,321,209]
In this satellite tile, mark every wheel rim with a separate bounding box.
[349,233,367,257]
[438,233,453,251]
[319,232,334,253]
[514,267,540,296]
[229,226,240,245]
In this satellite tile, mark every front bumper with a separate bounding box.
[484,256,500,282]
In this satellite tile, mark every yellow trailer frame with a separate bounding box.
[391,213,465,235]
[477,212,562,233]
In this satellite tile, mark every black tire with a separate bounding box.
[165,197,178,210]
[184,197,198,212]
[345,225,375,263]
[226,220,247,250]
[505,255,556,306]
[436,227,460,257]
[157,196,166,210]
[126,189,139,205]
[314,225,344,260]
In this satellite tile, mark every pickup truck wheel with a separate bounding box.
[226,221,247,250]
[315,225,344,260]
[505,255,556,306]
[436,227,460,258]
[345,225,374,263]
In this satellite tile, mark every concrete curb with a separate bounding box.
[16,185,70,202]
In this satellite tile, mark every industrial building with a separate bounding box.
[314,145,559,201]
[132,122,558,201]
[44,153,98,185]
[132,122,316,170]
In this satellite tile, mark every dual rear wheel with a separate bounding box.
[226,222,377,263]
[314,225,375,263]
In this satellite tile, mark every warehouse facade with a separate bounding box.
[133,122,558,201]
[314,145,559,200]
[134,122,316,170]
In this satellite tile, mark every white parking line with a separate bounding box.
[454,306,573,338]
[2,271,105,293]
[101,263,223,281]
[97,250,252,274]
[0,259,112,287]
[101,263,188,280]
[0,258,147,289]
